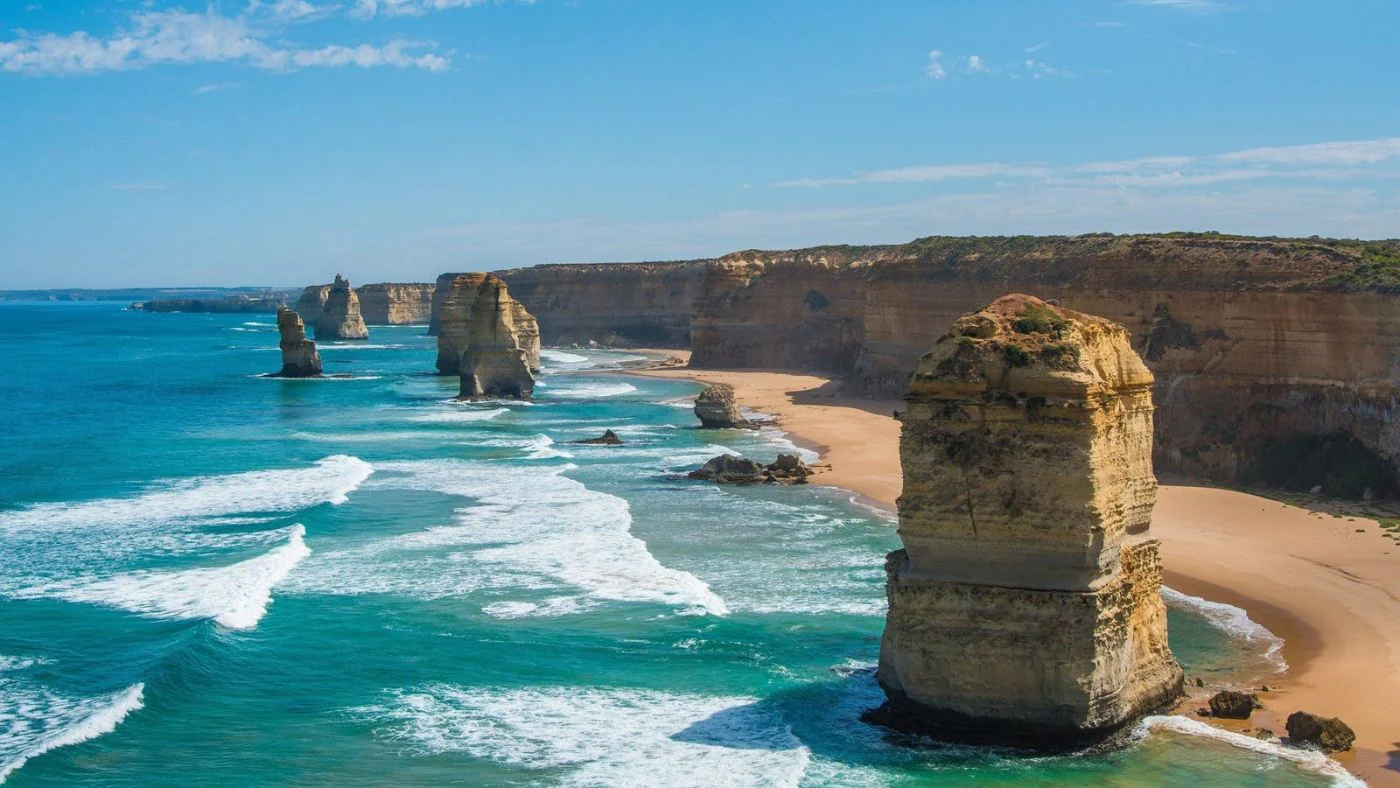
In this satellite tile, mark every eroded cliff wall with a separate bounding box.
[359,283,434,325]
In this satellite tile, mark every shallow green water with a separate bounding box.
[0,303,1352,785]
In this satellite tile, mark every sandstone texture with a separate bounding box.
[1285,711,1356,752]
[295,285,329,326]
[273,306,321,378]
[358,283,435,325]
[688,454,812,485]
[435,273,538,400]
[313,275,369,341]
[483,261,705,347]
[1208,690,1261,720]
[693,383,757,429]
[875,294,1183,747]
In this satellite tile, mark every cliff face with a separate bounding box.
[274,306,321,378]
[876,295,1182,746]
[313,275,369,341]
[435,273,538,399]
[493,261,706,347]
[295,285,329,327]
[358,283,435,325]
[689,235,1400,491]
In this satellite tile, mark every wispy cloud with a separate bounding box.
[925,47,1074,80]
[195,81,243,94]
[0,6,452,76]
[925,50,946,79]
[1026,42,1050,53]
[775,137,1400,189]
[351,0,534,18]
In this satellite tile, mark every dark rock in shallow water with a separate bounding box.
[273,306,321,378]
[1286,711,1355,752]
[573,430,624,445]
[688,453,812,484]
[1208,690,1260,720]
[694,383,758,429]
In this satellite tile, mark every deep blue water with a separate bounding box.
[0,303,1353,785]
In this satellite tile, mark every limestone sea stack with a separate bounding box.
[873,294,1183,748]
[313,275,369,341]
[435,273,539,400]
[693,383,757,429]
[273,306,321,377]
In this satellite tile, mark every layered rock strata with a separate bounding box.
[358,283,435,325]
[435,273,538,400]
[273,307,322,377]
[874,294,1183,747]
[295,285,329,327]
[313,275,369,341]
[693,383,757,429]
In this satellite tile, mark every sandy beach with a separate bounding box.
[633,351,1400,786]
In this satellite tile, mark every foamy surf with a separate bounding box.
[0,681,145,783]
[0,456,372,532]
[407,407,509,424]
[1139,715,1364,787]
[545,381,638,399]
[16,526,310,629]
[1161,587,1287,671]
[358,685,809,787]
[540,349,589,364]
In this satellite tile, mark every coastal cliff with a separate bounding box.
[435,273,539,399]
[313,275,369,341]
[358,283,434,325]
[295,285,329,327]
[875,295,1182,746]
[688,234,1400,492]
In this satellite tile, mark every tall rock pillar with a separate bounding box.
[274,306,322,377]
[875,294,1182,747]
[435,273,539,400]
[314,275,370,341]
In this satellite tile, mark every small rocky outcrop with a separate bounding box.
[273,306,321,377]
[1286,712,1356,752]
[572,430,623,445]
[435,273,538,400]
[313,275,369,341]
[1208,691,1261,720]
[694,383,757,429]
[688,453,812,484]
[872,294,1183,749]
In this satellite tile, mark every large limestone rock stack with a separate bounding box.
[313,275,369,340]
[273,306,321,377]
[875,294,1182,747]
[435,273,540,400]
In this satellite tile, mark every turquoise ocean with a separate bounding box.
[0,303,1360,786]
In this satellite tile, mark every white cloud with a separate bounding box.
[0,8,451,75]
[351,0,532,17]
[1026,42,1050,53]
[967,54,987,73]
[775,137,1400,189]
[925,49,946,79]
[195,81,243,93]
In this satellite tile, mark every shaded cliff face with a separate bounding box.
[690,235,1400,491]
[314,275,369,341]
[876,295,1181,746]
[295,285,329,327]
[274,306,321,378]
[358,283,434,325]
[494,261,706,347]
[435,273,538,399]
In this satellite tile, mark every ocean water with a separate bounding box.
[0,303,1354,786]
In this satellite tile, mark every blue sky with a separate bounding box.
[1,0,1397,287]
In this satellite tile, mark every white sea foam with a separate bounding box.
[0,456,372,533]
[407,407,509,424]
[0,682,144,782]
[756,427,821,465]
[316,344,404,351]
[358,685,808,787]
[481,597,596,619]
[1139,715,1364,787]
[475,434,573,460]
[546,382,638,399]
[540,349,589,364]
[1161,587,1287,671]
[242,321,273,327]
[15,526,310,629]
[291,461,727,615]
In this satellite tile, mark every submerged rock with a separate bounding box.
[314,275,369,341]
[1286,711,1355,752]
[872,294,1183,749]
[573,430,624,445]
[435,273,538,400]
[688,453,812,484]
[1208,691,1261,720]
[693,383,757,429]
[273,306,321,377]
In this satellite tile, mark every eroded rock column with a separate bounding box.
[274,306,322,377]
[435,273,539,400]
[875,294,1182,747]
[314,275,369,341]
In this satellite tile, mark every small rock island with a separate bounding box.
[435,273,541,400]
[693,383,758,429]
[313,275,370,341]
[872,294,1183,748]
[273,306,321,378]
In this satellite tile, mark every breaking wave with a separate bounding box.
[0,680,145,782]
[1161,587,1287,672]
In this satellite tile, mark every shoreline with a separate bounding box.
[624,350,1400,786]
